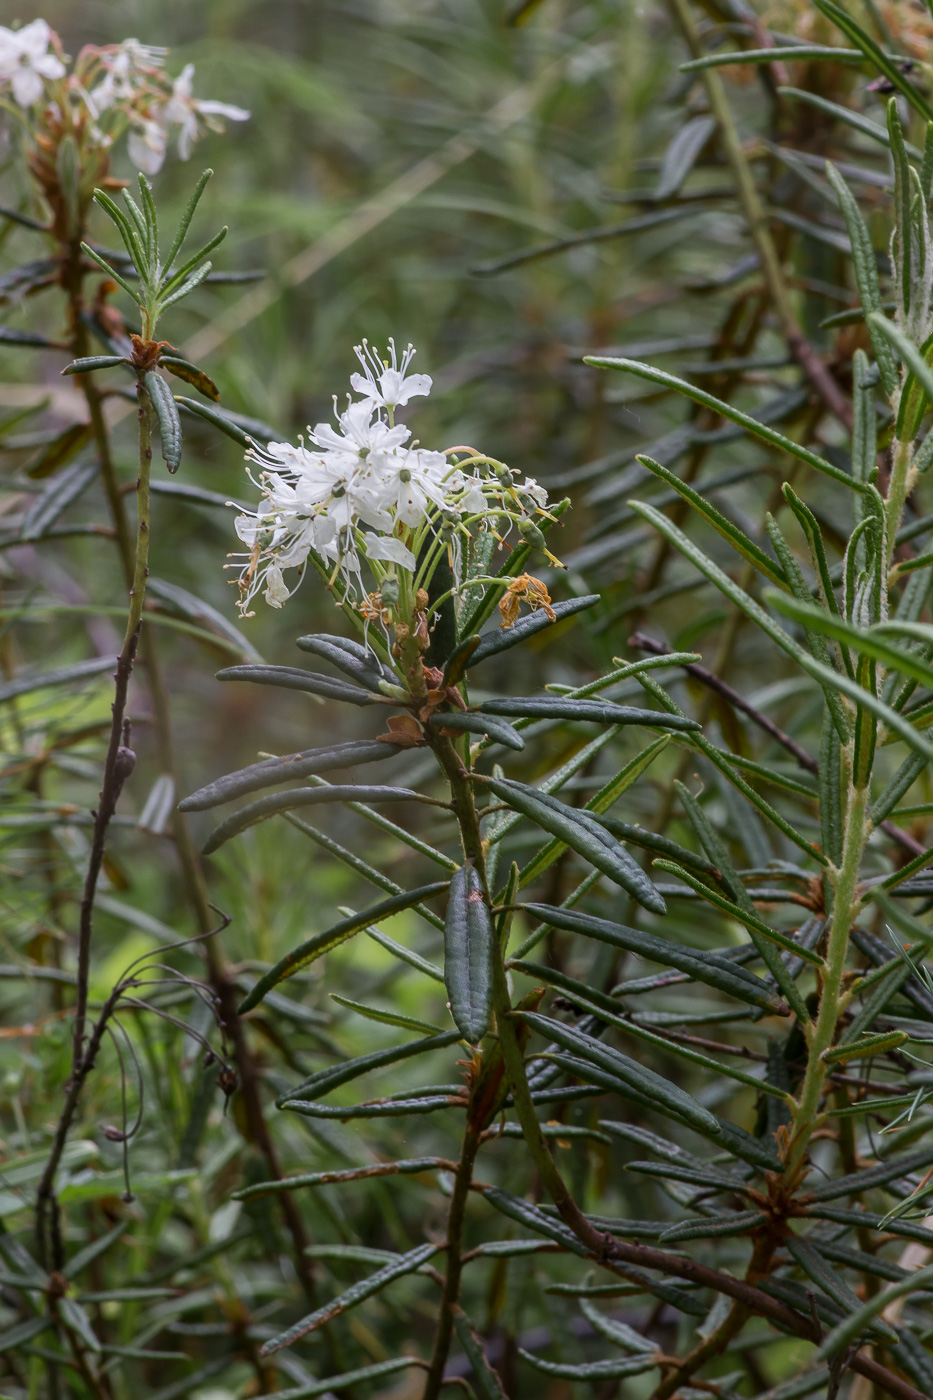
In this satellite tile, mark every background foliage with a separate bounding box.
[5,1,933,1398]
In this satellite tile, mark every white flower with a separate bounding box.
[518,476,548,508]
[363,535,417,569]
[229,341,551,614]
[162,63,249,161]
[351,339,432,412]
[374,448,448,527]
[0,19,65,108]
[263,565,291,608]
[124,62,249,173]
[90,38,166,112]
[309,399,410,460]
[127,116,167,175]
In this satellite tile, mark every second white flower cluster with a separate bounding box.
[232,342,549,613]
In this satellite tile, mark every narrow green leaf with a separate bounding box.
[766,593,933,758]
[516,1352,657,1380]
[653,859,823,966]
[452,1309,508,1400]
[673,779,814,1018]
[586,358,866,491]
[294,631,391,688]
[825,164,899,394]
[809,1143,933,1200]
[765,513,851,740]
[444,863,494,1043]
[625,1158,745,1191]
[364,925,445,982]
[0,655,115,704]
[681,45,872,71]
[521,902,789,1014]
[0,1316,51,1353]
[513,961,787,1097]
[234,1159,448,1201]
[578,1298,653,1352]
[486,776,666,913]
[253,1358,426,1400]
[788,1235,897,1340]
[479,696,698,729]
[817,1268,933,1360]
[660,1211,766,1242]
[280,1030,461,1104]
[215,662,382,706]
[180,739,401,811]
[61,354,127,375]
[822,1029,909,1062]
[429,710,524,750]
[521,1012,721,1134]
[20,456,99,542]
[468,594,599,665]
[203,785,440,855]
[237,882,448,1010]
[514,735,671,889]
[260,1242,439,1356]
[784,88,923,157]
[174,394,279,447]
[481,1187,706,1313]
[812,0,933,122]
[637,455,787,587]
[329,994,443,1035]
[281,1094,458,1120]
[144,371,182,473]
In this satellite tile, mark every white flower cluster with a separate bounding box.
[0,20,64,107]
[0,25,248,174]
[231,341,549,614]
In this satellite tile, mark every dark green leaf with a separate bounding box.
[180,739,402,811]
[659,1211,766,1242]
[174,395,280,446]
[428,710,525,750]
[479,696,699,729]
[520,1011,721,1134]
[280,1029,461,1102]
[486,777,666,913]
[215,663,383,706]
[468,594,600,665]
[522,903,789,1014]
[61,354,127,375]
[516,1352,657,1379]
[144,371,182,473]
[444,863,494,1043]
[654,114,715,200]
[259,1243,439,1356]
[452,1308,508,1400]
[260,1359,427,1400]
[295,632,392,688]
[812,0,933,122]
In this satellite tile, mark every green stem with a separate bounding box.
[885,438,914,572]
[788,779,868,1182]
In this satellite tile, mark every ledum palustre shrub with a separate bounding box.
[6,6,933,1400]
